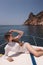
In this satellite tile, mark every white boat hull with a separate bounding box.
[0,45,43,65]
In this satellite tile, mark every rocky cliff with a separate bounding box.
[24,11,43,25]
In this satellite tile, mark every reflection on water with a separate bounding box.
[28,25,43,38]
[27,25,43,46]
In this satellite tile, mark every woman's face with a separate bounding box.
[9,34,13,41]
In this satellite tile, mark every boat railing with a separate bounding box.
[24,35,43,46]
[0,35,43,47]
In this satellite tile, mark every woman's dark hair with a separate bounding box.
[4,32,23,46]
[4,32,12,41]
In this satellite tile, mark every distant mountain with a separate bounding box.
[24,11,43,25]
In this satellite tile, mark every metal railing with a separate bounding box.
[24,35,43,46]
[0,35,43,47]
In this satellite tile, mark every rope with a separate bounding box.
[32,36,37,46]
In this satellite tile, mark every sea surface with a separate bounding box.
[0,25,43,54]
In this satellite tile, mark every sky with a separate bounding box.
[0,0,43,25]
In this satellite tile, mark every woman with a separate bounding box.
[4,29,43,62]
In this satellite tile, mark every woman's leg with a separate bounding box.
[35,48,43,51]
[25,42,43,57]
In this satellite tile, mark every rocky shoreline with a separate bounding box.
[24,11,43,25]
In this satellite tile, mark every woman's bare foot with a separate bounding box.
[35,48,43,51]
[7,57,14,62]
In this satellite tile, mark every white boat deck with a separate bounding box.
[0,45,43,65]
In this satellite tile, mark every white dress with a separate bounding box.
[4,42,29,58]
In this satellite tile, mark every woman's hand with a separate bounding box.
[7,57,14,62]
[9,29,24,40]
[9,29,13,33]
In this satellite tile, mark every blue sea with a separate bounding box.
[0,25,43,54]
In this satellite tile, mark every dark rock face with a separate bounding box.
[24,11,43,25]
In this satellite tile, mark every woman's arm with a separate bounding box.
[4,46,10,56]
[9,29,24,40]
[5,49,14,62]
[26,43,43,57]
